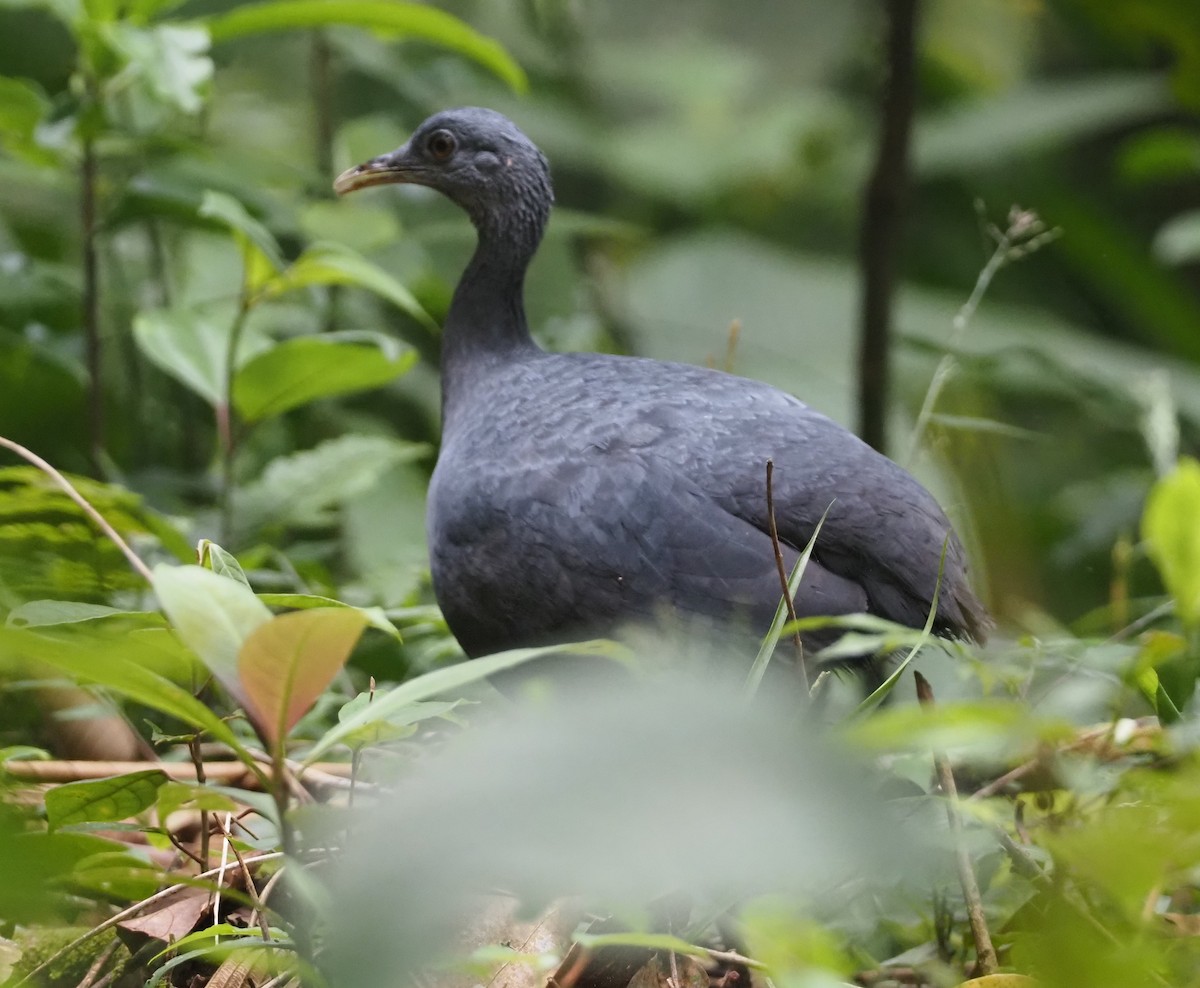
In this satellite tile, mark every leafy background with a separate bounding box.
[1,0,1200,986]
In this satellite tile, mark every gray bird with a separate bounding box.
[335,107,989,660]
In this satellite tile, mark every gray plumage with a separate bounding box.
[337,107,990,658]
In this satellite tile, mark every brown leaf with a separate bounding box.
[238,608,367,745]
[118,886,211,942]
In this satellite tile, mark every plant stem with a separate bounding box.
[219,297,251,542]
[311,29,340,333]
[856,0,920,454]
[81,136,104,474]
[765,459,808,692]
[915,671,998,977]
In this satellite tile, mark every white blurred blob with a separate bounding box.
[317,664,928,985]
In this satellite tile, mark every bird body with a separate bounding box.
[335,108,989,659]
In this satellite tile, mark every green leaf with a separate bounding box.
[0,77,55,166]
[232,335,416,422]
[305,640,629,762]
[257,593,400,639]
[156,781,239,822]
[45,770,168,830]
[205,0,527,93]
[915,74,1169,176]
[153,563,272,699]
[333,696,462,750]
[0,626,248,755]
[102,23,212,116]
[133,308,271,407]
[236,435,428,530]
[198,539,250,587]
[238,608,368,747]
[1143,458,1200,625]
[0,827,125,924]
[1154,209,1200,265]
[6,600,161,629]
[198,190,284,293]
[256,242,437,331]
[744,502,833,698]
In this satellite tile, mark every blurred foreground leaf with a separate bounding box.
[205,0,527,93]
[1143,457,1200,625]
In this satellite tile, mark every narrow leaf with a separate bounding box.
[206,0,527,92]
[305,640,629,762]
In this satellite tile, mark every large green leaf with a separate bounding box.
[238,608,368,746]
[152,563,272,699]
[236,434,428,531]
[44,770,168,830]
[914,74,1169,176]
[256,242,437,331]
[133,308,271,407]
[205,0,526,93]
[231,335,416,422]
[6,600,163,629]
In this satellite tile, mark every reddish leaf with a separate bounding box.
[118,886,211,942]
[238,608,367,746]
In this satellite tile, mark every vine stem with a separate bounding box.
[219,296,251,542]
[81,135,104,474]
[905,205,1061,467]
[915,671,998,977]
[0,435,153,585]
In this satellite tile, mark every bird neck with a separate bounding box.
[440,217,543,416]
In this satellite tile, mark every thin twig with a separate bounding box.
[914,672,998,977]
[905,205,1061,467]
[213,814,273,942]
[188,735,211,872]
[81,134,104,474]
[765,460,808,692]
[0,436,153,584]
[219,295,251,543]
[856,0,919,454]
[73,936,119,988]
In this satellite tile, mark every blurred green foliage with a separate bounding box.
[1,0,1200,985]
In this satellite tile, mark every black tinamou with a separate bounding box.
[335,107,989,659]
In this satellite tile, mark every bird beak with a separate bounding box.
[333,145,416,196]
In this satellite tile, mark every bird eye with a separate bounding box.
[427,130,456,160]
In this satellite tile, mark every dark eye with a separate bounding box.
[427,129,456,160]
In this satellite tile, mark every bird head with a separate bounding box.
[334,107,553,240]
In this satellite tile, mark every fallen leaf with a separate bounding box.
[118,886,211,942]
